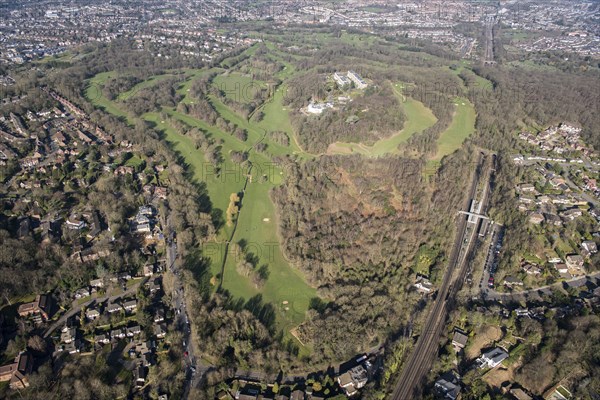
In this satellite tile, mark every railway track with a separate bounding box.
[390,154,490,399]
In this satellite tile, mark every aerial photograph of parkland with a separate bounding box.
[0,0,599,399]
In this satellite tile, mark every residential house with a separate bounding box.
[114,165,134,176]
[518,183,536,193]
[529,212,545,225]
[581,241,598,256]
[64,342,80,354]
[86,308,100,320]
[95,334,110,345]
[136,365,147,387]
[290,391,305,400]
[17,294,53,321]
[154,309,165,323]
[107,303,122,314]
[555,263,569,274]
[434,374,461,400]
[414,277,433,294]
[154,323,167,339]
[337,365,368,396]
[90,278,104,288]
[127,325,142,337]
[504,276,524,288]
[0,352,33,389]
[134,223,151,234]
[477,347,508,369]
[74,287,91,299]
[143,264,155,277]
[565,254,584,270]
[146,277,161,294]
[60,326,77,344]
[65,215,86,230]
[560,208,582,221]
[135,213,150,225]
[123,300,137,313]
[111,329,126,340]
[138,205,154,216]
[515,308,530,318]
[544,384,572,400]
[544,213,562,226]
[451,329,469,352]
[333,72,351,88]
[347,70,367,89]
[522,263,542,275]
[155,187,168,199]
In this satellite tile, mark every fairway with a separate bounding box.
[80,40,476,347]
[327,84,437,157]
[84,66,317,342]
[431,97,476,161]
[212,72,266,104]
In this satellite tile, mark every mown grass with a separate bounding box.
[327,83,437,157]
[85,65,317,341]
[212,72,266,104]
[431,97,476,161]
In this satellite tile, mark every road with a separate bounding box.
[482,271,600,302]
[163,217,211,399]
[514,159,599,206]
[391,154,490,399]
[483,16,496,64]
[43,280,145,339]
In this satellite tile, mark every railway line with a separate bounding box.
[390,153,493,399]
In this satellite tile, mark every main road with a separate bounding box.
[390,154,491,399]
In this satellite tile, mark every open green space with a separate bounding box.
[430,97,476,162]
[85,71,128,119]
[117,73,178,101]
[412,245,439,277]
[212,73,266,104]
[84,64,317,341]
[124,154,144,168]
[82,40,478,343]
[327,83,437,157]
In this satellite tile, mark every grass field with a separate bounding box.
[85,72,128,118]
[212,72,266,104]
[82,42,478,345]
[85,66,317,342]
[118,74,178,101]
[431,97,476,162]
[124,154,144,168]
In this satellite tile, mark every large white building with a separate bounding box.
[347,70,368,89]
[333,72,351,88]
[307,101,333,114]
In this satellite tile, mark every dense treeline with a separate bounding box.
[271,151,474,362]
[285,81,406,152]
[125,77,184,116]
[102,76,142,100]
[469,65,600,152]
[513,314,600,398]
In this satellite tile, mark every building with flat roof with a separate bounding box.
[347,70,367,89]
[333,71,351,88]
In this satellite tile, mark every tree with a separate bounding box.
[28,335,48,354]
